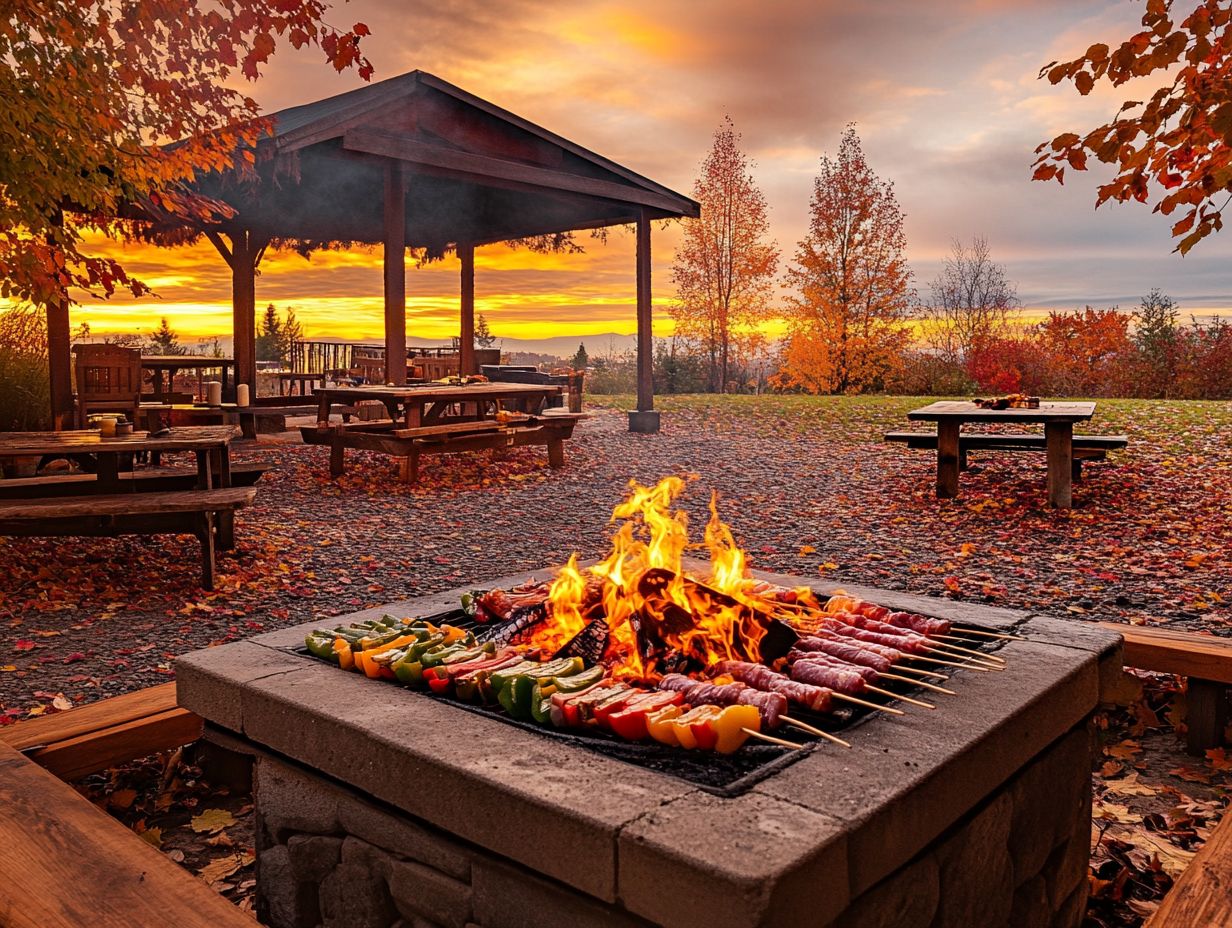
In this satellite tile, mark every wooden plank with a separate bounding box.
[391,421,506,439]
[0,741,254,928]
[1099,623,1232,685]
[0,683,178,753]
[0,488,256,520]
[344,129,692,214]
[1187,679,1230,754]
[23,709,203,781]
[459,243,476,375]
[0,426,237,456]
[1145,813,1232,928]
[906,401,1096,424]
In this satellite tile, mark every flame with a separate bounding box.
[533,476,770,681]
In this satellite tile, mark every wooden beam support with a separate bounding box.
[636,211,653,411]
[344,129,698,216]
[220,231,258,396]
[384,160,407,385]
[459,243,476,375]
[46,297,74,430]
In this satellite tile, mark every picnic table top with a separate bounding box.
[314,382,562,403]
[907,400,1096,424]
[0,426,238,456]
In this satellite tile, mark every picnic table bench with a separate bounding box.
[0,737,252,928]
[885,431,1128,479]
[303,383,580,485]
[1102,621,1232,753]
[895,401,1122,507]
[0,487,256,590]
[0,461,272,499]
[1145,810,1232,928]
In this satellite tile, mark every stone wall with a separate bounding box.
[254,722,1092,928]
[832,725,1093,928]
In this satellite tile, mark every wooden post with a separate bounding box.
[1187,679,1230,754]
[936,420,961,498]
[206,229,258,400]
[459,243,476,375]
[383,161,407,385]
[629,211,658,433]
[1045,421,1073,508]
[46,296,74,429]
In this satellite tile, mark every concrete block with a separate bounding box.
[618,790,849,928]
[839,855,939,928]
[386,858,472,928]
[287,834,343,882]
[176,640,303,732]
[627,410,660,433]
[471,857,651,928]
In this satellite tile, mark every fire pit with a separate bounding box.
[178,480,1123,928]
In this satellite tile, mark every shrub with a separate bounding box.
[0,307,50,431]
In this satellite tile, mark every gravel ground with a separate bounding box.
[1,394,1230,716]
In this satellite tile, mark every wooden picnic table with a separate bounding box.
[906,401,1096,508]
[0,426,240,544]
[313,382,561,429]
[276,371,326,395]
[142,355,236,402]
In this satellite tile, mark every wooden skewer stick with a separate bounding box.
[742,728,806,750]
[901,653,992,672]
[928,640,1006,663]
[888,664,950,681]
[781,716,852,748]
[878,672,956,695]
[866,684,935,709]
[952,627,1025,641]
[923,645,1003,668]
[831,691,905,715]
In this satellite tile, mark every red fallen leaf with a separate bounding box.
[13,640,35,651]
[62,652,86,664]
[943,576,962,593]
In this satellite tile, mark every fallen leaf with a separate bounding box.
[109,788,138,810]
[797,545,816,556]
[1105,740,1143,761]
[1103,772,1158,797]
[197,851,254,888]
[51,694,72,711]
[206,832,235,848]
[190,808,236,834]
[140,827,163,848]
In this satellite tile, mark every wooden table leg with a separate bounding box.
[1187,679,1230,754]
[936,421,961,498]
[212,445,235,550]
[96,453,120,492]
[329,431,345,477]
[195,450,213,490]
[197,512,216,590]
[405,401,422,429]
[547,436,564,469]
[316,392,332,429]
[1046,421,1074,508]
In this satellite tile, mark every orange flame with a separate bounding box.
[533,476,770,680]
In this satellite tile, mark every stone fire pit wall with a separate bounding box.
[177,569,1124,928]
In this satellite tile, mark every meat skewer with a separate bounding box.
[788,653,936,709]
[816,618,1002,670]
[714,660,901,717]
[657,673,853,746]
[829,612,1006,666]
[791,650,956,696]
[794,635,949,682]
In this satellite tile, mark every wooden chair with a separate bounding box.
[72,345,162,429]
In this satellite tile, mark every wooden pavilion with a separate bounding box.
[47,70,698,433]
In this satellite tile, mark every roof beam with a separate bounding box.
[342,129,698,217]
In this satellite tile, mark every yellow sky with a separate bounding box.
[57,0,1232,344]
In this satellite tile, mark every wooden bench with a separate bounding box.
[0,461,272,500]
[0,488,256,590]
[1145,812,1232,927]
[0,682,200,780]
[885,431,1128,478]
[0,738,254,928]
[301,413,585,486]
[1101,622,1232,753]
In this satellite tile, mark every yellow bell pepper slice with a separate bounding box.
[714,705,761,754]
[332,639,354,671]
[646,705,683,746]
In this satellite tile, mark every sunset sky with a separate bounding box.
[71,0,1232,348]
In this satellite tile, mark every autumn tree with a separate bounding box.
[1033,0,1232,253]
[1037,307,1133,395]
[778,126,912,394]
[0,1,373,309]
[474,315,497,348]
[570,343,589,370]
[920,237,1019,362]
[670,118,779,393]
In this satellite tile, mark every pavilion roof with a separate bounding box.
[186,70,698,249]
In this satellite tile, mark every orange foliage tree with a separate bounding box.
[1033,0,1232,253]
[778,126,912,394]
[669,118,779,393]
[1037,307,1134,395]
[0,0,373,309]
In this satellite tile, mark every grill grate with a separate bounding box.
[294,606,1009,797]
